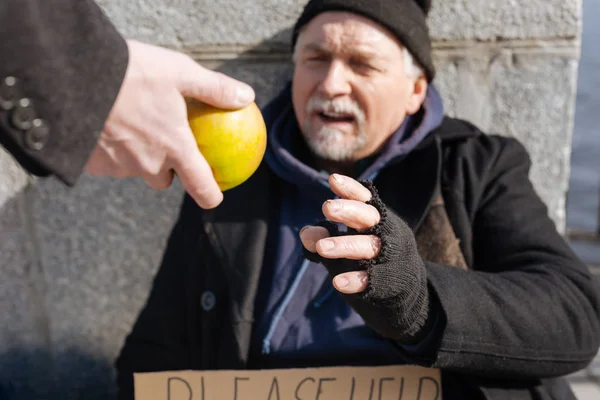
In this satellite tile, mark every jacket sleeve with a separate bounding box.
[0,0,128,185]
[421,136,600,379]
[302,135,600,380]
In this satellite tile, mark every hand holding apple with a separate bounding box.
[84,39,256,209]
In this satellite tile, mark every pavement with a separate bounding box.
[568,356,600,399]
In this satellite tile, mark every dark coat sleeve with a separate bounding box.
[0,0,128,185]
[420,136,600,379]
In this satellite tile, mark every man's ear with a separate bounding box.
[406,76,428,115]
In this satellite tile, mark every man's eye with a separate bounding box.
[351,60,375,71]
[307,56,327,62]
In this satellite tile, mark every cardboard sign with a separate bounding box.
[134,365,441,400]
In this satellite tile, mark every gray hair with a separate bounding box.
[402,47,425,80]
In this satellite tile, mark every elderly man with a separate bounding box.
[115,0,600,399]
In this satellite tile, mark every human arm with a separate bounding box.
[301,139,600,379]
[0,0,128,182]
[0,0,255,209]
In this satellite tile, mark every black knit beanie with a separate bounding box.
[291,0,435,82]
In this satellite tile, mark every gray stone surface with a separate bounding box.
[29,174,184,398]
[97,0,580,47]
[428,0,580,41]
[96,0,304,47]
[434,50,579,231]
[489,53,578,232]
[0,148,30,209]
[0,189,54,398]
[217,61,294,107]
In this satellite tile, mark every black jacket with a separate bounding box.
[0,0,128,185]
[116,117,600,399]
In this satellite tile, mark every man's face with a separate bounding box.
[292,12,427,162]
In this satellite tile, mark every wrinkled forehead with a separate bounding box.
[295,11,404,56]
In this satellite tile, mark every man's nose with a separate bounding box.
[319,60,352,98]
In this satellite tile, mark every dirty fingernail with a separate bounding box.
[326,200,341,212]
[332,174,344,185]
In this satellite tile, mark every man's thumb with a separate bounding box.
[176,56,255,109]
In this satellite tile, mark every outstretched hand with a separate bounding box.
[300,174,382,294]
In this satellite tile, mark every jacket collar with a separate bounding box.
[378,134,442,231]
[416,116,480,150]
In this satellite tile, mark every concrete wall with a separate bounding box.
[0,1,583,398]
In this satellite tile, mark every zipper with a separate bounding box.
[312,284,335,308]
[262,258,311,355]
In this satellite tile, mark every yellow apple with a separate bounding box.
[186,99,267,191]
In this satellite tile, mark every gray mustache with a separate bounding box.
[306,97,366,123]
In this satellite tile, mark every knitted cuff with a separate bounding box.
[302,180,430,343]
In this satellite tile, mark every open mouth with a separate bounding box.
[318,111,356,123]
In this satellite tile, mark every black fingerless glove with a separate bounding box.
[303,181,431,344]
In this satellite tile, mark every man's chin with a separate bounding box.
[311,120,357,138]
[306,141,357,162]
[300,126,364,162]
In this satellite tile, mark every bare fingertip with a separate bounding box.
[301,226,330,237]
[317,238,335,252]
[197,192,223,210]
[334,271,369,294]
[236,84,255,106]
[334,275,350,289]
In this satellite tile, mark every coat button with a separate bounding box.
[0,76,18,111]
[24,119,49,151]
[201,291,216,311]
[11,98,37,130]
